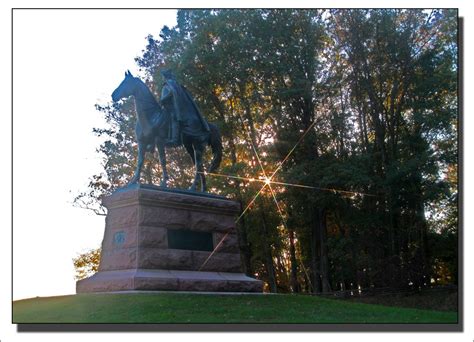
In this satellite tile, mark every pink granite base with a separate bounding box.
[76,186,263,293]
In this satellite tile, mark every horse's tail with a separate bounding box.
[208,123,222,173]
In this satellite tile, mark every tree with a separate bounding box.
[73,248,101,280]
[74,9,458,294]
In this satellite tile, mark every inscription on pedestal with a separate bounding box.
[168,229,213,251]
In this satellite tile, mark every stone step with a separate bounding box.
[76,269,263,293]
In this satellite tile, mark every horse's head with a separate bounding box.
[112,70,137,102]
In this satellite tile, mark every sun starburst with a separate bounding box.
[198,119,374,271]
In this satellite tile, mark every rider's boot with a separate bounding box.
[166,121,182,147]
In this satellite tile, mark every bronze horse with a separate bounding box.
[111,71,222,191]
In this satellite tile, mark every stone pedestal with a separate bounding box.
[76,184,263,293]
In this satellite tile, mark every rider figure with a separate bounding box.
[160,69,183,147]
[160,69,210,147]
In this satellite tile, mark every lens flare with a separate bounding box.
[198,118,375,271]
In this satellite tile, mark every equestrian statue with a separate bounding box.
[111,70,222,192]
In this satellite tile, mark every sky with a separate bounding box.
[12,9,178,301]
[4,4,474,342]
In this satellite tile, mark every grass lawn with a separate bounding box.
[13,292,458,324]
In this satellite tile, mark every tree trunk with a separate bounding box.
[415,179,429,289]
[311,210,322,293]
[288,229,300,293]
[319,208,332,293]
[261,208,277,293]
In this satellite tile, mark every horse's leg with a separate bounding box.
[184,141,198,191]
[190,143,206,192]
[184,141,196,166]
[198,144,206,192]
[157,143,169,187]
[129,142,145,184]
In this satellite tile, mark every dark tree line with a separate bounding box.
[74,9,458,292]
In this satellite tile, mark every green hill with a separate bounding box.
[13,292,457,324]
